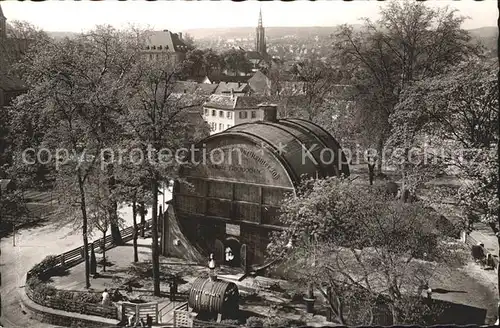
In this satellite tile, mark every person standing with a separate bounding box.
[101,288,110,306]
[367,156,376,186]
[127,313,136,327]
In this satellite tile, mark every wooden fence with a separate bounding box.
[25,219,153,319]
[122,301,158,325]
[160,299,190,324]
[173,303,192,328]
[464,231,499,271]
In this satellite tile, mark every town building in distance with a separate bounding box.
[143,29,191,63]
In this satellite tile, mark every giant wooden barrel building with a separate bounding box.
[172,105,350,270]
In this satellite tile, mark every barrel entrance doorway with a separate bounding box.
[224,238,241,267]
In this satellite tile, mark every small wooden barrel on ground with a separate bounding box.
[188,277,239,316]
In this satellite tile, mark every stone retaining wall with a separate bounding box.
[20,278,120,327]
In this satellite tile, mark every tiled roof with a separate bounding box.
[145,30,190,53]
[248,71,271,95]
[167,92,205,109]
[195,83,218,95]
[208,74,251,84]
[204,94,268,110]
[172,81,199,94]
[214,82,249,94]
[171,81,218,96]
[204,94,236,110]
[234,96,267,109]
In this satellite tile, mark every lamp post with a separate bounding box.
[208,253,216,281]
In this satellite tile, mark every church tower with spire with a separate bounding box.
[0,3,7,39]
[255,8,266,56]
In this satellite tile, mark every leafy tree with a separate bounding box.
[0,20,49,71]
[0,188,28,234]
[389,59,497,198]
[122,56,208,296]
[113,146,152,263]
[389,58,499,312]
[202,49,225,76]
[333,1,482,172]
[221,49,252,76]
[178,48,224,79]
[87,170,111,272]
[181,49,206,77]
[10,25,141,288]
[290,59,340,121]
[269,177,465,325]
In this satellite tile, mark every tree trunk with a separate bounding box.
[498,235,500,322]
[102,230,107,272]
[140,201,146,238]
[77,174,91,289]
[376,137,384,174]
[391,304,399,326]
[107,163,123,245]
[400,179,407,204]
[132,199,139,263]
[151,177,161,296]
[368,163,375,185]
[318,286,345,325]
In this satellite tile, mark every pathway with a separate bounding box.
[49,237,196,326]
[0,191,170,328]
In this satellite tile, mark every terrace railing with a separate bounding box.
[25,219,153,319]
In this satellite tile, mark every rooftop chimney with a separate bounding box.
[230,88,234,99]
[178,32,183,39]
[258,103,278,123]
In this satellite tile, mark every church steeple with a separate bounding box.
[0,3,7,39]
[255,8,266,55]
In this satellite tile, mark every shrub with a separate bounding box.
[56,290,74,302]
[246,316,264,327]
[26,276,41,289]
[73,292,101,304]
[220,319,240,326]
[32,282,57,301]
[263,317,305,328]
[30,255,60,278]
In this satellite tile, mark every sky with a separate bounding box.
[1,0,497,33]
